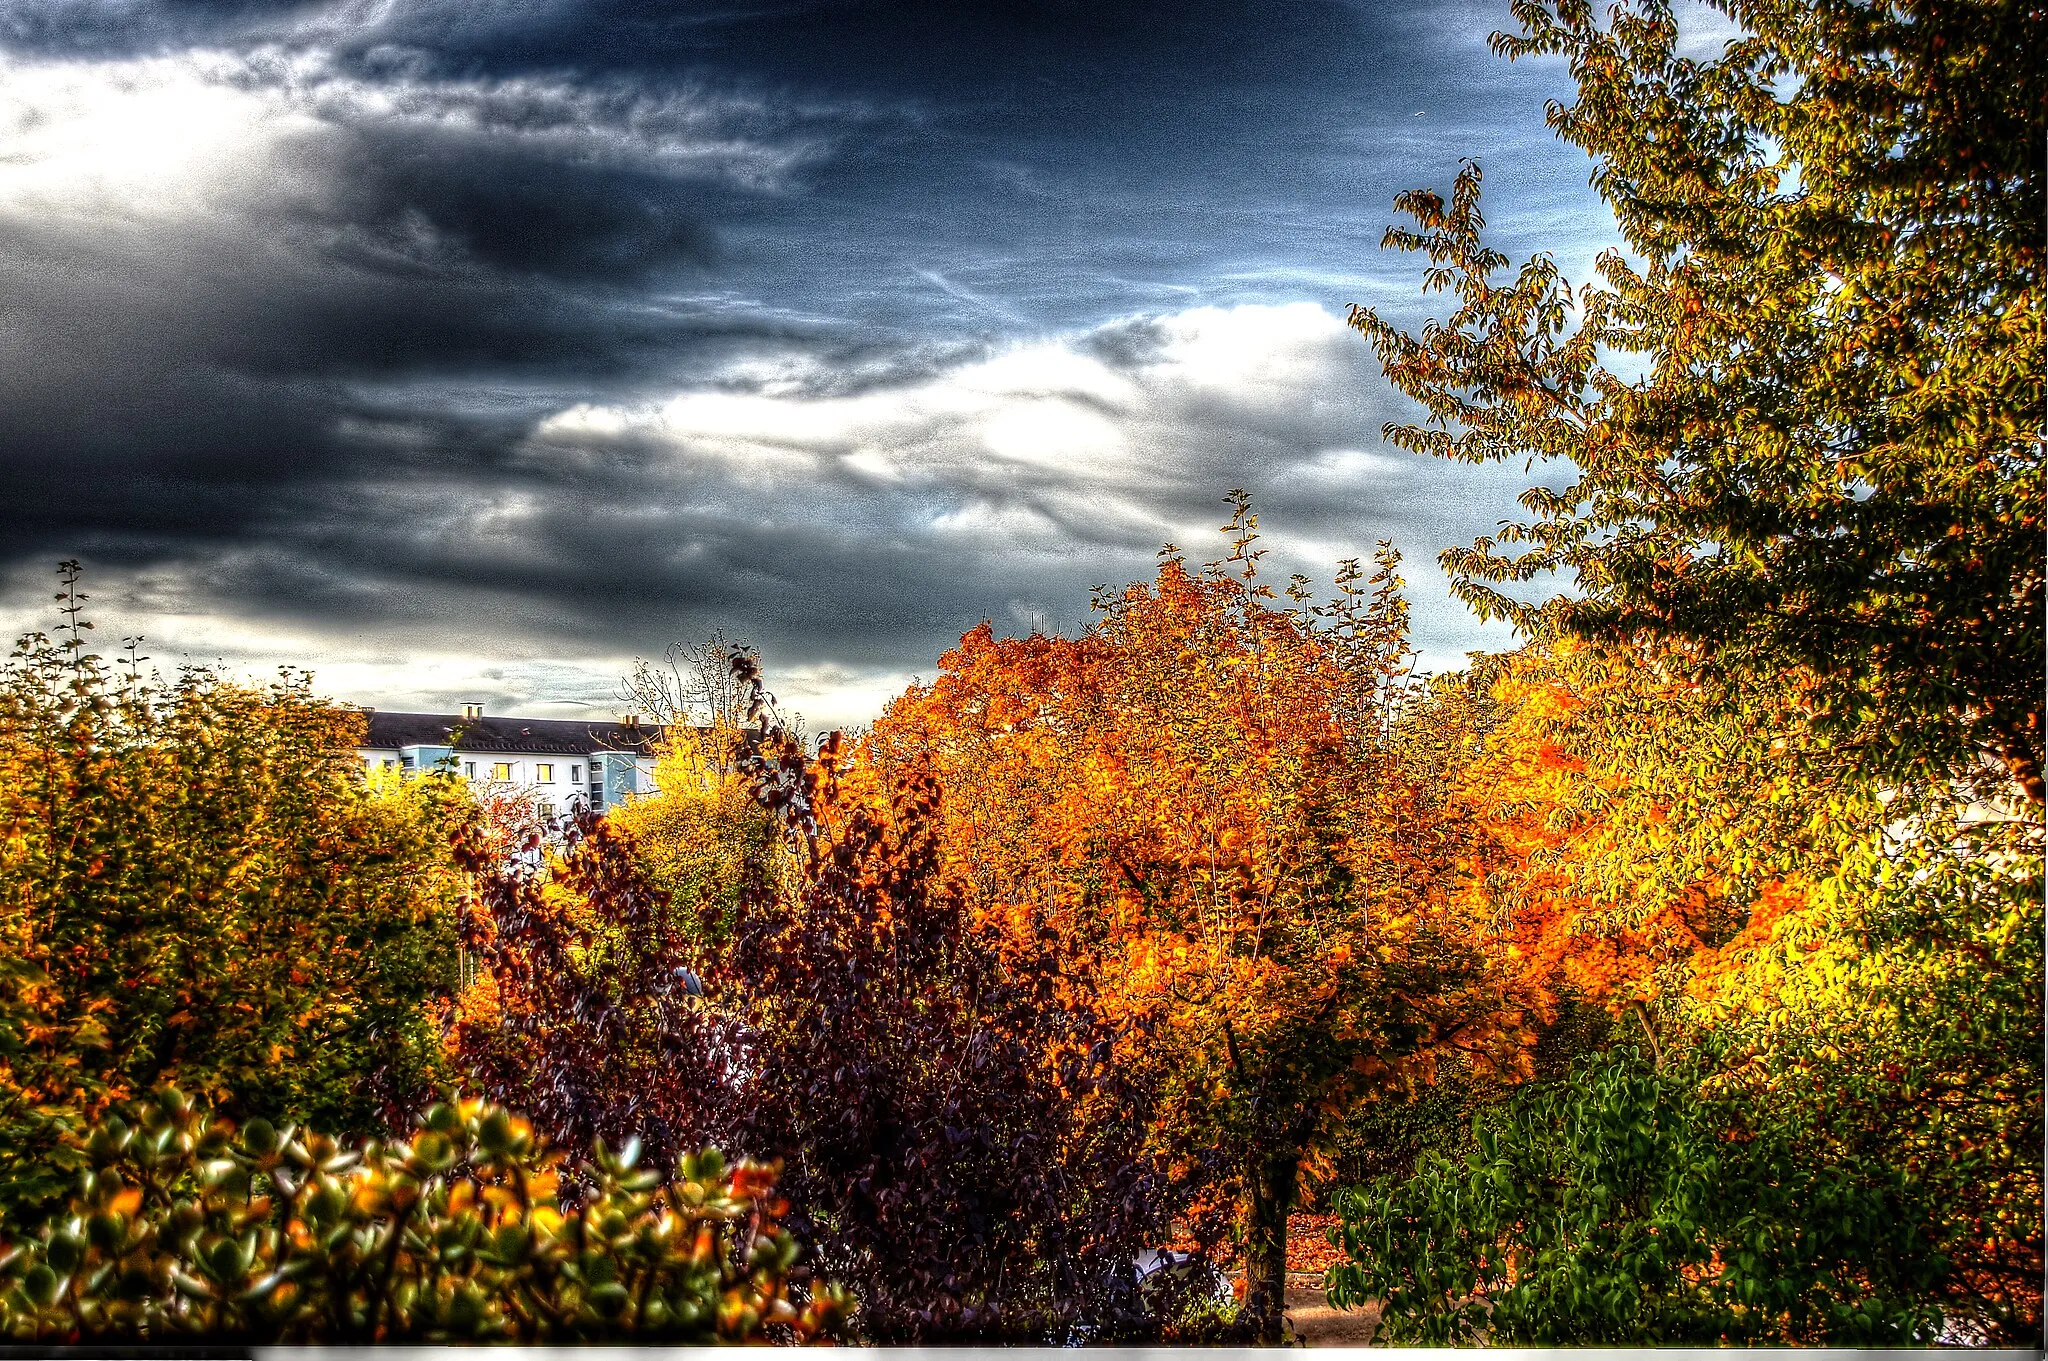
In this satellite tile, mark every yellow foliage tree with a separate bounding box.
[0,565,465,1225]
[606,723,780,942]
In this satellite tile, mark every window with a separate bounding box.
[571,763,581,784]
[536,763,554,782]
[383,759,396,769]
[463,761,476,778]
[491,762,512,782]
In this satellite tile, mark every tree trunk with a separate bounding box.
[1243,1141,1301,1346]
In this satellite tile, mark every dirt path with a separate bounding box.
[1283,1272,1380,1347]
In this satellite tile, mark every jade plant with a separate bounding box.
[0,1088,846,1344]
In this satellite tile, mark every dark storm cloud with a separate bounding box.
[0,0,1602,720]
[163,299,1542,681]
[0,33,856,553]
[0,0,328,54]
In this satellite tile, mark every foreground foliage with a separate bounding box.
[0,1088,842,1344]
[721,674,1194,1343]
[450,675,1196,1343]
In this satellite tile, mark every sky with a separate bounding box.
[0,0,1627,731]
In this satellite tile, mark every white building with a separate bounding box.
[356,704,664,818]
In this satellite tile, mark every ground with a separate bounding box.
[1285,1273,1381,1347]
[1283,1214,1379,1346]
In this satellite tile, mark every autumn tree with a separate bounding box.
[449,667,1195,1343]
[1686,791,2043,1341]
[712,689,1194,1343]
[607,725,780,942]
[1351,0,2045,803]
[1335,0,2044,1331]
[867,501,1524,1342]
[0,564,464,1224]
[445,806,722,1177]
[1345,632,2043,1341]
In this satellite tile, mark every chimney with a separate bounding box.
[462,702,483,720]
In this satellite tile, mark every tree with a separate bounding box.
[714,695,1191,1343]
[450,670,1192,1343]
[866,500,1525,1342]
[0,564,464,1225]
[1340,0,2046,1334]
[1381,631,2043,1341]
[1440,635,1849,1040]
[1350,0,2045,803]
[446,807,720,1179]
[606,725,781,943]
[1686,802,2043,1342]
[621,633,772,777]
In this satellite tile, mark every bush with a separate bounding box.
[0,1088,845,1344]
[451,721,1199,1343]
[715,664,1206,1343]
[1327,1049,1949,1345]
[0,564,465,1226]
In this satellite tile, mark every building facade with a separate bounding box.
[356,705,664,818]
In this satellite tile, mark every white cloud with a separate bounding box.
[217,44,822,185]
[519,298,1531,682]
[536,301,1390,552]
[0,41,817,223]
[0,51,320,217]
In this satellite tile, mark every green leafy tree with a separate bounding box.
[1351,0,2045,802]
[1329,1049,1951,1345]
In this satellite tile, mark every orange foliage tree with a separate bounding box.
[1428,632,2042,1340]
[866,499,1527,1341]
[1435,637,1769,1050]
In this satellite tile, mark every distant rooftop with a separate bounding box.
[359,709,669,756]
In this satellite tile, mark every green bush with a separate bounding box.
[1327,1050,1949,1345]
[0,1089,846,1344]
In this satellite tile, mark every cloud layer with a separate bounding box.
[0,0,1604,729]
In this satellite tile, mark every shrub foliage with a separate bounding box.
[0,1088,843,1344]
[1329,1051,1950,1345]
[0,565,464,1226]
[449,668,1202,1343]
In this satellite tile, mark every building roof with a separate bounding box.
[360,710,669,756]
